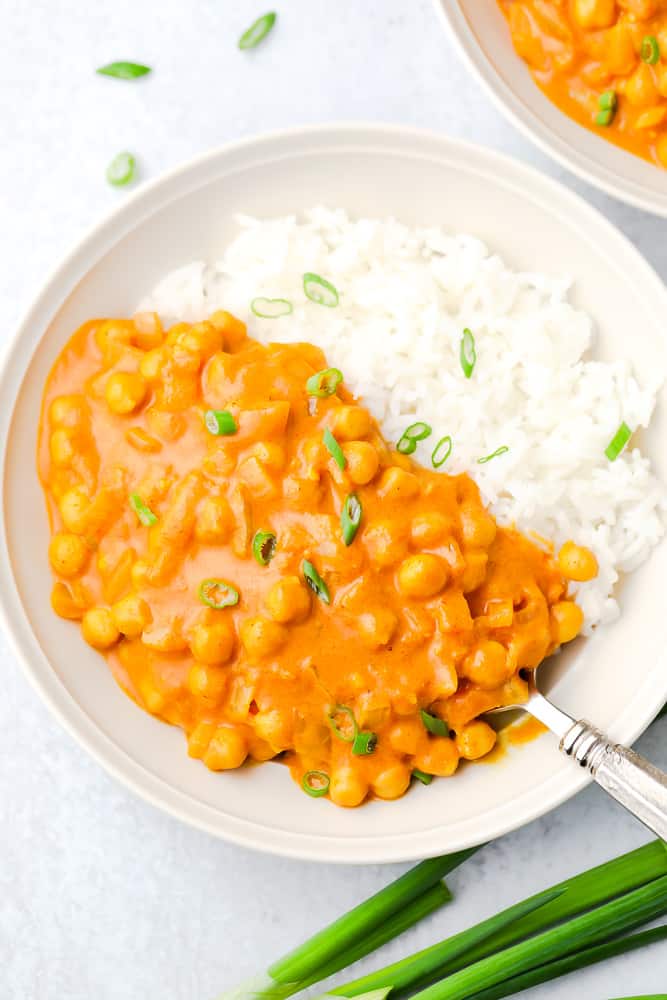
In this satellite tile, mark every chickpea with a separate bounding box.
[49,394,88,429]
[397,554,448,599]
[209,310,247,350]
[364,520,408,568]
[51,582,84,620]
[461,550,489,593]
[49,428,76,466]
[194,496,233,545]
[189,621,235,665]
[558,541,598,582]
[105,372,148,415]
[248,736,278,762]
[329,766,369,808]
[142,619,188,653]
[414,737,460,778]
[551,601,584,645]
[356,608,398,649]
[203,726,248,770]
[410,512,451,547]
[603,24,636,76]
[342,441,379,485]
[251,441,286,473]
[187,720,216,759]
[130,558,150,590]
[178,322,223,360]
[48,533,89,578]
[187,662,227,702]
[389,718,425,755]
[81,607,120,650]
[330,405,372,441]
[253,709,291,750]
[625,64,659,107]
[132,312,164,350]
[573,0,617,29]
[462,640,510,690]
[59,487,90,534]
[378,466,421,501]
[240,616,288,659]
[111,593,152,638]
[95,321,132,359]
[455,720,496,760]
[265,576,311,624]
[372,763,411,801]
[459,503,497,548]
[139,348,166,382]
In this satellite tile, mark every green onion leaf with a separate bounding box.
[412,769,433,785]
[352,731,377,756]
[129,492,157,526]
[205,409,237,436]
[595,108,615,126]
[460,328,477,378]
[599,90,618,111]
[431,435,453,469]
[302,770,330,797]
[303,272,339,308]
[397,421,432,455]
[306,367,344,397]
[239,12,277,49]
[328,705,358,743]
[341,494,362,546]
[251,297,293,319]
[605,421,632,461]
[641,35,660,65]
[477,446,509,464]
[324,428,346,470]
[106,152,136,187]
[252,530,277,566]
[96,61,151,80]
[420,709,449,737]
[303,559,330,604]
[198,579,239,609]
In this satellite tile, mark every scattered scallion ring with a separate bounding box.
[323,428,346,470]
[352,731,378,756]
[96,62,151,80]
[431,435,453,469]
[301,770,330,798]
[460,328,477,379]
[198,579,239,609]
[596,90,617,127]
[478,445,509,464]
[129,492,157,526]
[252,530,277,566]
[396,421,432,456]
[412,768,433,785]
[328,705,358,743]
[250,297,293,319]
[641,35,660,65]
[106,151,136,187]
[605,421,632,462]
[303,272,339,308]
[302,559,330,604]
[420,709,448,737]
[306,367,344,397]
[238,12,277,50]
[204,409,237,436]
[341,494,362,546]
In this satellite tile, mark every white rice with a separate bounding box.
[139,207,667,632]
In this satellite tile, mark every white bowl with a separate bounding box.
[435,0,667,217]
[3,124,666,863]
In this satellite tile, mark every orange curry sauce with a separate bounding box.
[499,0,667,168]
[38,311,594,807]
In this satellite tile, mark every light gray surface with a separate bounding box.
[1,1,666,997]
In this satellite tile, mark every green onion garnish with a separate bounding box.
[303,272,339,308]
[596,90,618,127]
[238,12,277,49]
[323,428,346,470]
[460,328,477,379]
[204,409,237,436]
[431,435,453,469]
[397,421,432,455]
[129,493,157,526]
[250,297,293,319]
[328,705,358,743]
[96,61,151,80]
[198,579,239,609]
[106,152,136,187]
[412,769,433,785]
[641,35,660,65]
[341,494,362,546]
[301,770,330,797]
[306,368,344,397]
[252,530,277,565]
[303,559,330,604]
[420,709,448,737]
[352,731,378,756]
[605,421,632,461]
[478,445,509,464]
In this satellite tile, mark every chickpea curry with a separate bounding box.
[500,0,667,168]
[38,310,597,807]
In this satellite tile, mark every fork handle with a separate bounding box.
[560,720,667,840]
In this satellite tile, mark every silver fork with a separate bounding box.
[491,667,667,839]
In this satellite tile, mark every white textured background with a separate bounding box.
[1,1,666,997]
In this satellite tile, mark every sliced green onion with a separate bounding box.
[599,90,618,111]
[605,421,632,461]
[477,446,509,464]
[306,367,344,397]
[431,436,452,469]
[420,709,449,737]
[595,108,615,126]
[96,61,151,80]
[129,492,157,526]
[302,770,330,797]
[641,35,660,65]
[303,272,339,308]
[251,297,293,318]
[303,559,330,604]
[460,328,477,379]
[328,705,358,743]
[106,152,136,187]
[198,578,239,609]
[341,494,362,546]
[204,409,237,436]
[323,428,346,470]
[252,530,276,565]
[412,769,433,785]
[397,421,432,455]
[352,731,377,756]
[238,12,277,49]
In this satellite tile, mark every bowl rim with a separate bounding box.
[433,0,667,219]
[3,121,666,862]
